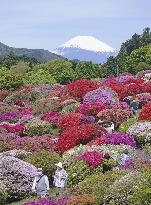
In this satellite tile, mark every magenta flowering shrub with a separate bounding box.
[83,87,119,106]
[0,156,38,200]
[103,132,136,147]
[0,111,18,122]
[23,198,59,205]
[76,102,108,116]
[77,151,104,168]
[41,112,59,123]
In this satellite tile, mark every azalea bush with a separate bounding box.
[76,102,108,117]
[83,87,119,106]
[66,160,102,186]
[57,124,106,153]
[76,151,104,168]
[57,113,85,130]
[33,97,61,115]
[0,122,25,134]
[65,194,96,205]
[0,132,18,152]
[63,144,134,164]
[0,156,38,201]
[0,149,32,160]
[0,111,18,122]
[138,102,151,121]
[67,171,126,205]
[127,121,151,145]
[41,112,59,124]
[25,119,53,136]
[10,135,57,153]
[62,80,98,100]
[97,108,132,127]
[25,150,61,181]
[23,198,58,205]
[102,131,136,147]
[103,171,150,205]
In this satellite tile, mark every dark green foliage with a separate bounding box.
[0,52,39,69]
[75,61,103,79]
[0,42,64,63]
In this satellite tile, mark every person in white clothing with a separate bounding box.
[53,162,68,196]
[32,168,50,198]
[119,149,129,166]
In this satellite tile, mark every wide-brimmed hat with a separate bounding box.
[55,162,63,168]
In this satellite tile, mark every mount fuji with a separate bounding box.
[53,36,117,64]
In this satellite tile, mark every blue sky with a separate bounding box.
[0,0,150,51]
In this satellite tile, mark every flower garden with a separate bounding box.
[0,72,151,205]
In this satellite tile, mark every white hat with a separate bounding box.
[37,168,43,171]
[55,162,63,168]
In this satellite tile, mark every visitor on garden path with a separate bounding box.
[131,100,138,114]
[123,96,131,106]
[32,168,50,198]
[53,162,68,196]
[119,149,130,167]
[97,120,114,133]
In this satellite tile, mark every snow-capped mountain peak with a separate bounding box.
[60,36,115,53]
[53,35,117,64]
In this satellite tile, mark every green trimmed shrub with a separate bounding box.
[68,171,126,205]
[25,119,54,136]
[66,160,103,187]
[25,150,61,181]
[0,181,8,205]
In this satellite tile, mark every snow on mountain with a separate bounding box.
[53,36,117,64]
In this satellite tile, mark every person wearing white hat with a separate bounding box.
[32,168,50,198]
[53,162,68,196]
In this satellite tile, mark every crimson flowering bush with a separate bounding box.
[97,108,132,127]
[62,80,98,100]
[83,87,119,106]
[86,137,107,146]
[138,102,151,121]
[76,102,108,116]
[58,113,85,130]
[102,131,136,147]
[0,122,25,134]
[77,151,104,168]
[57,124,106,153]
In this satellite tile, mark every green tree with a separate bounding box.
[33,59,75,84]
[124,45,151,73]
[75,61,102,79]
[10,61,30,76]
[24,69,56,85]
[0,67,23,89]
